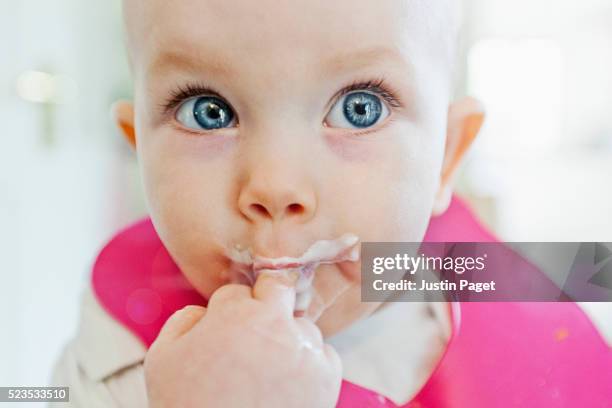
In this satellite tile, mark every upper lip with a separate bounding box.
[228,233,360,272]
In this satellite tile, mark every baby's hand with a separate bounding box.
[144,273,342,408]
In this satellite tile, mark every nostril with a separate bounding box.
[287,203,305,215]
[249,203,271,218]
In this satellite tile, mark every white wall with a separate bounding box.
[0,0,144,388]
[458,0,612,241]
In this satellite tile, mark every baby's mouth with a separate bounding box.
[226,234,361,312]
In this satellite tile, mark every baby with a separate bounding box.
[53,0,485,406]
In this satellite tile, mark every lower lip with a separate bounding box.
[254,262,304,271]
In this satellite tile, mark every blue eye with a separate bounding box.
[176,96,236,130]
[325,91,390,129]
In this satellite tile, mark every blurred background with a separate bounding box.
[1,0,611,390]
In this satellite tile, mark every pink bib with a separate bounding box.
[92,196,612,407]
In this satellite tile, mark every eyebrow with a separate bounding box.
[322,46,413,76]
[147,45,412,82]
[147,48,235,78]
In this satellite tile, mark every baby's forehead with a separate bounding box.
[123,0,457,82]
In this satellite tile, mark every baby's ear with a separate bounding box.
[432,97,485,216]
[111,100,136,148]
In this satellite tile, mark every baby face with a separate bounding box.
[121,0,464,336]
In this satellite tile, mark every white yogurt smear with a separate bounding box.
[227,234,360,312]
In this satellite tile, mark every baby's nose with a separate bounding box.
[237,170,317,224]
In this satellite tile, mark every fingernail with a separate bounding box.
[287,270,300,283]
[276,270,300,287]
[258,269,300,287]
[279,269,301,287]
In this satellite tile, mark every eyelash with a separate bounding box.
[331,78,403,110]
[161,78,403,119]
[161,83,224,116]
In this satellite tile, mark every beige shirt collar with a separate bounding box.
[74,288,147,381]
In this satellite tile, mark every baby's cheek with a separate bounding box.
[138,136,236,298]
[343,171,434,243]
[335,125,438,241]
[384,142,441,239]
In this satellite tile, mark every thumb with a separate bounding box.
[154,305,207,345]
[252,271,299,314]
